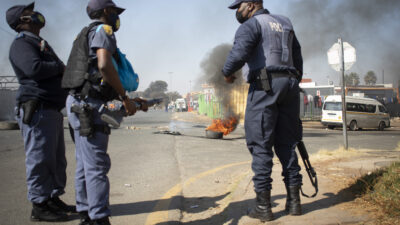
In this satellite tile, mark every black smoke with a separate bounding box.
[285,0,400,85]
[198,44,244,116]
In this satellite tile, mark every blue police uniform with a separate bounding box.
[9,31,68,203]
[66,23,116,220]
[223,9,303,192]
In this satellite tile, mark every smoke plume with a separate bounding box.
[198,44,244,116]
[285,0,400,85]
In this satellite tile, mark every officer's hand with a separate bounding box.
[224,75,236,84]
[133,98,148,112]
[123,99,137,116]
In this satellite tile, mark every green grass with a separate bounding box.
[349,162,400,224]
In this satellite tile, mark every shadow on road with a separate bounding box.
[153,187,357,225]
[111,193,229,217]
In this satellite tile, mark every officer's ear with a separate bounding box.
[247,2,254,11]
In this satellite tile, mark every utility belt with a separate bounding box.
[254,69,298,92]
[70,104,110,138]
[17,99,62,125]
[69,70,119,102]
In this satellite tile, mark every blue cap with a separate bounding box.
[87,0,125,19]
[228,0,263,10]
[6,2,35,31]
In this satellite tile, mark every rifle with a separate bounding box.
[297,141,318,198]
[99,98,163,128]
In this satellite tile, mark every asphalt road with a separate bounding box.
[0,111,398,225]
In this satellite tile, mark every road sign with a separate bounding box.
[327,42,356,72]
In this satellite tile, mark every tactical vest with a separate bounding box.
[246,13,296,79]
[62,22,102,91]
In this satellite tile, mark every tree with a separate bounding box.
[364,71,377,86]
[143,80,168,99]
[344,72,360,86]
[166,91,182,102]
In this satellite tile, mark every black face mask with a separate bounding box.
[108,13,120,32]
[236,10,248,24]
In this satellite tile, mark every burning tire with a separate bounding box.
[205,130,224,139]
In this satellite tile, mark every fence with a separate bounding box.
[199,85,323,122]
[198,94,223,119]
[0,90,17,121]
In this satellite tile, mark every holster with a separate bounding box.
[256,69,271,92]
[21,99,40,124]
[71,104,111,138]
[71,104,95,137]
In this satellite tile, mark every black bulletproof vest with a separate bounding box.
[62,22,102,90]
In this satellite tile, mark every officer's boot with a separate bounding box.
[31,201,68,222]
[47,196,77,214]
[78,211,93,225]
[93,217,111,225]
[285,185,302,215]
[248,190,274,222]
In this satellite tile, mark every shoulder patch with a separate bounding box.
[102,25,113,36]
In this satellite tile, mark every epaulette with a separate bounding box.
[96,24,113,36]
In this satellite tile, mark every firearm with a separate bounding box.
[99,98,163,128]
[297,141,318,198]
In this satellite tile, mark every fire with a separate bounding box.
[206,116,239,136]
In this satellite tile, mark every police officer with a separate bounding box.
[6,2,75,222]
[223,0,304,222]
[65,1,147,224]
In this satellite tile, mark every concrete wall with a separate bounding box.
[0,90,17,121]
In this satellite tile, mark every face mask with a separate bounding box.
[21,11,46,28]
[236,9,248,24]
[108,13,120,32]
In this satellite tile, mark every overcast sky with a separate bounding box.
[1,0,399,95]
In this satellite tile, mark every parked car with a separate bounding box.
[321,95,391,131]
[175,98,187,112]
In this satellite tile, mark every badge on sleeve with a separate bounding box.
[102,25,113,36]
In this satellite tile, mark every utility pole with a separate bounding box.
[339,38,348,150]
[382,69,385,84]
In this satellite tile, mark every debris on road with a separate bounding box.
[154,130,182,136]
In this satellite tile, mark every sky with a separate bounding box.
[1,0,399,95]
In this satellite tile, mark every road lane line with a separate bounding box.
[145,161,250,225]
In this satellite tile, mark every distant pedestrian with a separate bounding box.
[7,2,75,222]
[223,0,304,222]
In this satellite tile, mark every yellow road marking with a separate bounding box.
[145,161,250,225]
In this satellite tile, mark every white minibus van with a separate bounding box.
[321,95,390,131]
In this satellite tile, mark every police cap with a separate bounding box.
[87,0,125,19]
[6,2,35,31]
[228,0,263,9]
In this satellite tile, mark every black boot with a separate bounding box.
[31,202,68,222]
[285,185,302,215]
[248,190,274,222]
[47,196,77,214]
[79,211,93,225]
[93,217,111,225]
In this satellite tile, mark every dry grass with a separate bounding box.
[350,162,400,225]
[310,147,368,162]
[397,141,400,151]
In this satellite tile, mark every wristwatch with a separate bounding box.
[119,95,128,101]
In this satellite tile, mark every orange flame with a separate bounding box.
[206,116,239,136]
